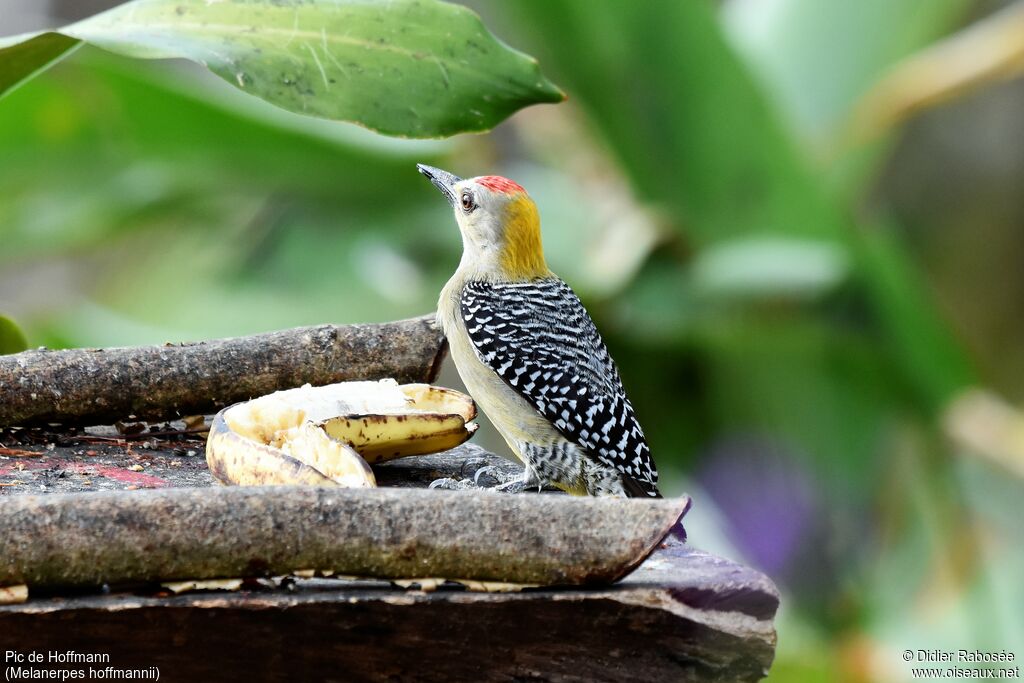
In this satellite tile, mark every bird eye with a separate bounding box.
[460,192,475,212]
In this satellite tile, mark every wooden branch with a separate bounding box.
[0,315,446,427]
[0,486,688,588]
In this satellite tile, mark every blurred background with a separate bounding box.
[2,0,1023,680]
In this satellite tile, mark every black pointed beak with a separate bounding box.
[417,164,461,206]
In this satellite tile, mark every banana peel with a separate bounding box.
[207,412,372,488]
[320,384,477,463]
[206,379,477,488]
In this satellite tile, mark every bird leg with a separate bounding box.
[492,467,543,494]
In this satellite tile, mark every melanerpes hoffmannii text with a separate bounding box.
[417,164,660,498]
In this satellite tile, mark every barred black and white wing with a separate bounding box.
[461,278,660,497]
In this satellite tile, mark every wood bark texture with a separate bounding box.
[0,485,688,588]
[0,315,445,426]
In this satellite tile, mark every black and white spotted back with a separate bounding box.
[460,278,660,497]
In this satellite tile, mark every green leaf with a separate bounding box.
[0,32,81,102]
[0,0,564,138]
[0,315,28,355]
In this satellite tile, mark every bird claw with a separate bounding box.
[428,477,479,491]
[493,478,528,494]
[472,465,503,486]
[428,465,542,494]
[492,469,543,494]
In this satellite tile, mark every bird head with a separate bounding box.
[417,164,550,281]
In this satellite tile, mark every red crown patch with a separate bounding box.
[477,175,525,194]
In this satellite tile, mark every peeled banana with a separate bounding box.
[206,379,477,488]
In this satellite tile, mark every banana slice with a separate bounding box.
[320,384,478,463]
[205,380,477,487]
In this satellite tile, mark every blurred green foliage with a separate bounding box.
[0,315,28,354]
[2,1,1023,680]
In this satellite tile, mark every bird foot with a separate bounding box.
[492,475,542,494]
[428,477,481,491]
[428,465,541,494]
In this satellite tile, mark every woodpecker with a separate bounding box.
[418,164,660,498]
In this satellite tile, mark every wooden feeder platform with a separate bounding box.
[0,426,778,682]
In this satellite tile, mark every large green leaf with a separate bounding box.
[0,0,564,138]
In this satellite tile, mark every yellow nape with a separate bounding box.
[498,195,551,280]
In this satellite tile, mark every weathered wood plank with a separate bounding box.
[0,536,778,683]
